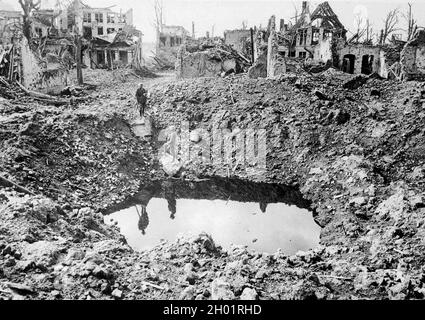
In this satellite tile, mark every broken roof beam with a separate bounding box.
[310,1,345,30]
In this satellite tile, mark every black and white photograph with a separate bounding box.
[0,0,425,307]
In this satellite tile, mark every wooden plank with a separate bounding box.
[0,175,35,196]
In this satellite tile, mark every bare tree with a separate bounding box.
[354,12,367,43]
[403,3,417,41]
[381,8,400,44]
[291,1,299,24]
[154,0,164,33]
[18,0,41,40]
[365,19,374,44]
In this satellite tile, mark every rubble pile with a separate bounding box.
[185,37,227,52]
[145,72,425,298]
[0,77,24,100]
[132,66,158,79]
[1,66,425,300]
[177,38,252,78]
[0,70,166,213]
[0,195,355,300]
[152,54,176,71]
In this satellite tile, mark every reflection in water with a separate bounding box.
[136,205,149,235]
[134,188,154,235]
[259,202,268,213]
[163,180,177,220]
[104,178,321,254]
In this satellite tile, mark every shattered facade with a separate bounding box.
[19,37,70,92]
[250,1,348,79]
[277,1,346,61]
[176,37,251,78]
[253,1,425,81]
[57,3,133,39]
[32,9,57,38]
[224,29,251,57]
[267,16,286,77]
[400,30,425,81]
[337,44,381,75]
[0,10,70,92]
[335,32,425,80]
[0,10,22,45]
[156,25,190,68]
[88,26,143,69]
[55,0,141,69]
[0,0,143,92]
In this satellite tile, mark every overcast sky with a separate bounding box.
[1,0,425,42]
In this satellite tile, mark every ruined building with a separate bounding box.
[32,9,58,38]
[0,10,22,45]
[56,0,141,69]
[0,8,70,92]
[400,29,425,81]
[0,1,142,93]
[252,1,425,81]
[56,1,133,38]
[89,26,143,69]
[278,1,346,60]
[224,29,252,57]
[264,1,347,77]
[1,8,62,43]
[155,25,190,68]
[175,37,251,78]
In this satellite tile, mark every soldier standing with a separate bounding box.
[135,83,148,117]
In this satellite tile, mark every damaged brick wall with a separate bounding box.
[20,37,70,92]
[176,37,249,78]
[248,51,267,78]
[314,36,332,63]
[248,29,268,78]
[183,52,222,78]
[156,25,189,68]
[266,16,276,78]
[337,43,381,75]
[401,30,425,81]
[224,29,251,55]
[379,44,404,79]
[266,16,286,78]
[176,46,238,79]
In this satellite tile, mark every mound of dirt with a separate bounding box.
[1,69,425,300]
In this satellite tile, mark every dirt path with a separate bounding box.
[71,70,176,120]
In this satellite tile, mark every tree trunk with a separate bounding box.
[23,18,31,41]
[76,36,83,85]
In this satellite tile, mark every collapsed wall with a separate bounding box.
[249,8,425,81]
[377,43,404,80]
[224,29,251,56]
[19,37,70,92]
[401,30,425,81]
[155,25,190,69]
[176,50,225,78]
[248,28,269,79]
[249,15,287,79]
[266,16,286,78]
[336,43,381,75]
[247,51,267,78]
[176,39,249,78]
